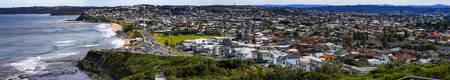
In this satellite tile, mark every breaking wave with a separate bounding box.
[7,52,79,79]
[6,23,125,79]
[95,23,124,48]
[54,40,76,44]
[111,38,125,48]
[95,23,117,38]
[54,40,77,47]
[83,44,99,47]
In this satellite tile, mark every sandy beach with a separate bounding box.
[111,23,123,31]
[123,38,131,48]
[111,23,131,48]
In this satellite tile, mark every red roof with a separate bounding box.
[392,49,415,61]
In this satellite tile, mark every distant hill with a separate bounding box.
[306,5,450,14]
[260,4,450,8]
[407,4,450,8]
[260,4,450,14]
[0,6,113,15]
[258,4,326,8]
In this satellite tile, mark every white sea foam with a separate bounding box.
[83,44,99,47]
[8,56,43,74]
[95,23,116,38]
[54,40,77,47]
[8,23,124,78]
[7,52,79,78]
[55,43,76,47]
[94,23,124,48]
[54,40,76,44]
[111,38,125,48]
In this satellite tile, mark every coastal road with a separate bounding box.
[140,27,170,55]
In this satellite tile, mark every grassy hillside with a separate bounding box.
[79,50,450,80]
[79,50,262,80]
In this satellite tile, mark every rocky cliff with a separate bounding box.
[77,49,133,80]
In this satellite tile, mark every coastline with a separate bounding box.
[110,23,131,48]
[111,23,123,31]
[2,15,111,80]
[75,22,128,80]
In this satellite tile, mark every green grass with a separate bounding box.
[82,50,450,80]
[173,53,194,57]
[153,34,220,47]
[84,50,258,80]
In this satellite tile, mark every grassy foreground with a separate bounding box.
[79,50,450,80]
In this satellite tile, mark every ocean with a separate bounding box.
[0,14,123,80]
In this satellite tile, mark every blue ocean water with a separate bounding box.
[0,14,121,80]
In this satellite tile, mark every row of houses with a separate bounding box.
[178,37,381,74]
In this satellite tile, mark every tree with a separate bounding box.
[164,40,169,47]
[319,62,345,73]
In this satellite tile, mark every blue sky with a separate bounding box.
[1,0,450,7]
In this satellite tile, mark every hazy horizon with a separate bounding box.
[1,0,450,8]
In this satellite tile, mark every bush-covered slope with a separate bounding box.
[78,50,450,80]
[78,50,262,80]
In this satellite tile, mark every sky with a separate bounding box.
[1,0,450,7]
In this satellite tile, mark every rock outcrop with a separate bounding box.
[77,49,133,80]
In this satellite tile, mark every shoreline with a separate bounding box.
[110,23,131,48]
[75,22,128,80]
[111,23,123,31]
[2,16,111,80]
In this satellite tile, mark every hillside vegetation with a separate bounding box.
[78,50,450,80]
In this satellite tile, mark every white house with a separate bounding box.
[308,56,325,71]
[256,50,272,61]
[277,55,301,68]
[232,48,257,59]
[270,49,288,64]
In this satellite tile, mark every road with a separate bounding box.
[140,27,171,55]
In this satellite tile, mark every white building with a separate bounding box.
[232,48,257,59]
[308,56,324,71]
[277,55,301,68]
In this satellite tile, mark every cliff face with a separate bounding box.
[77,50,133,80]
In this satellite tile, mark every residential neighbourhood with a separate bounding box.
[75,4,450,80]
[3,0,450,79]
